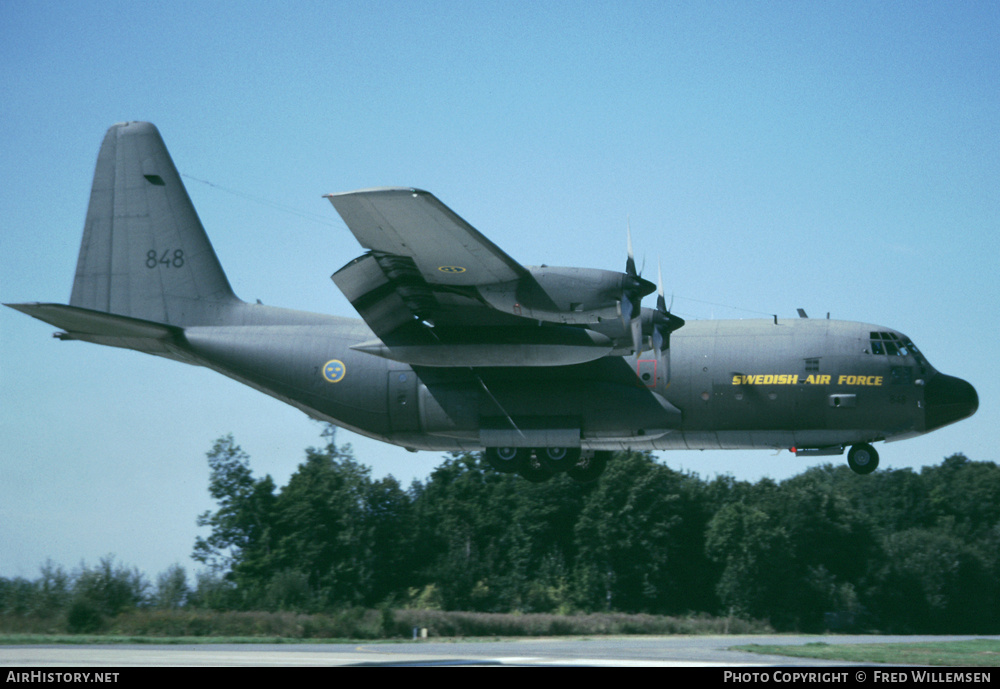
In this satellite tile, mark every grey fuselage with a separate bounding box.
[169,303,971,454]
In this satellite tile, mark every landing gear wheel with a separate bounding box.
[566,450,611,483]
[485,447,528,474]
[538,447,581,473]
[847,443,879,475]
[517,451,555,483]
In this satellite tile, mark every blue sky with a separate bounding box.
[2,1,998,580]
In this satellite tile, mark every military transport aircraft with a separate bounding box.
[7,122,979,482]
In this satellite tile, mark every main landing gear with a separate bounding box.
[847,443,879,475]
[485,447,610,483]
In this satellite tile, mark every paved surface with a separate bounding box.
[3,635,997,667]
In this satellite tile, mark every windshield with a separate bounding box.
[868,331,919,357]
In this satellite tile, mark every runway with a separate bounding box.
[3,635,995,667]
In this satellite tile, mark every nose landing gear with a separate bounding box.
[847,443,879,474]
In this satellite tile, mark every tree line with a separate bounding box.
[190,430,1000,632]
[3,431,998,634]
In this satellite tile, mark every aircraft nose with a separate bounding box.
[924,373,978,432]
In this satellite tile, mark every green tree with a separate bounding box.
[0,561,71,620]
[187,570,237,610]
[409,453,509,610]
[768,466,878,629]
[192,435,277,579]
[262,433,375,609]
[365,474,416,605]
[0,577,36,618]
[924,454,1000,541]
[868,527,996,633]
[836,465,932,535]
[67,555,148,632]
[34,560,72,618]
[153,564,189,609]
[574,452,715,614]
[407,451,585,612]
[705,501,793,622]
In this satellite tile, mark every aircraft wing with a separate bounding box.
[325,188,528,287]
[326,188,617,367]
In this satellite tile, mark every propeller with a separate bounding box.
[650,258,685,359]
[620,220,656,354]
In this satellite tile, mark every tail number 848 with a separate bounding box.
[146,249,185,269]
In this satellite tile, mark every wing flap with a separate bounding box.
[332,253,418,335]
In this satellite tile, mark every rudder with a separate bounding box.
[70,122,240,325]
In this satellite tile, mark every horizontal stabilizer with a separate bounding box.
[7,302,184,356]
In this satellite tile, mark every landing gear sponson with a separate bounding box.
[485,448,611,483]
[796,442,881,475]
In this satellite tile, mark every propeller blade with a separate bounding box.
[650,256,685,357]
[626,219,637,278]
[652,326,664,357]
[656,259,667,313]
[621,221,657,353]
[620,293,635,327]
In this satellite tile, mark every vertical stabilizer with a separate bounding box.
[70,122,240,325]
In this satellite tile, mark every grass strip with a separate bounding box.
[733,639,1000,666]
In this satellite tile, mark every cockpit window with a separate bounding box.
[869,331,918,357]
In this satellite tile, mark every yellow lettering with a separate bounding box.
[834,374,888,386]
[820,375,830,384]
[734,373,809,385]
